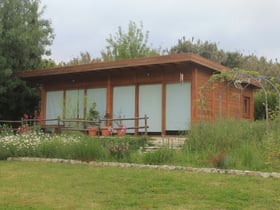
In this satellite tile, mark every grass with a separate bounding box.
[181,118,280,171]
[1,161,280,209]
[1,118,280,172]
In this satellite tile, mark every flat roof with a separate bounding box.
[15,53,230,79]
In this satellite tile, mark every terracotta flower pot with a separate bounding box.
[101,126,112,136]
[88,126,98,136]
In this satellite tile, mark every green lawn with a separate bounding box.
[1,161,280,209]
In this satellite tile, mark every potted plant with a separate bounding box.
[115,114,127,136]
[100,113,113,136]
[101,125,113,136]
[117,125,127,136]
[87,102,99,136]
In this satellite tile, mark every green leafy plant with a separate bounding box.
[86,102,100,134]
[143,147,174,165]
[88,102,99,120]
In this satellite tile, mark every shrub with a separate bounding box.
[0,132,146,162]
[102,136,146,161]
[183,119,270,170]
[68,137,108,161]
[0,124,14,137]
[142,147,174,165]
[209,152,226,169]
[109,142,130,159]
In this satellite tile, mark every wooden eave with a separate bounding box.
[15,53,230,80]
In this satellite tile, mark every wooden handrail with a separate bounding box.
[0,115,149,136]
[0,120,21,123]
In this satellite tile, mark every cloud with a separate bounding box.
[41,0,280,62]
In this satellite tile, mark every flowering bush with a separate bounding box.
[0,130,146,161]
[0,124,14,136]
[17,124,32,134]
[0,132,81,160]
[109,142,129,159]
[108,126,114,134]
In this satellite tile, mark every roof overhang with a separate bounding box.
[15,53,230,80]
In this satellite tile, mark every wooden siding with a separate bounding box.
[17,53,258,134]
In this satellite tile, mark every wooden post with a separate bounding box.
[57,117,61,134]
[144,114,148,136]
[98,118,101,138]
[106,75,112,126]
[162,82,166,136]
[135,84,139,136]
[39,87,46,121]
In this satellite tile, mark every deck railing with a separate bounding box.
[0,115,149,136]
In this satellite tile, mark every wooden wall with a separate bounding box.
[39,62,255,134]
[194,67,255,122]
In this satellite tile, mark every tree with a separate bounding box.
[169,36,227,64]
[0,0,54,120]
[67,51,101,65]
[0,0,54,71]
[101,21,160,61]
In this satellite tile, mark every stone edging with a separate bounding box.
[7,157,280,179]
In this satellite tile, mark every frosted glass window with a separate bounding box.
[87,88,107,118]
[65,89,84,119]
[45,90,63,125]
[113,86,135,132]
[139,84,162,132]
[166,83,191,130]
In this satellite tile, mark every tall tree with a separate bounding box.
[101,21,160,61]
[169,36,227,64]
[0,0,54,71]
[0,0,54,120]
[67,51,101,65]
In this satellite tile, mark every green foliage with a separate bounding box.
[208,71,234,84]
[103,137,146,161]
[0,0,54,71]
[0,124,14,137]
[38,58,57,69]
[1,119,280,172]
[254,83,280,120]
[142,147,174,165]
[87,102,99,120]
[0,77,40,120]
[182,119,275,170]
[170,36,226,64]
[101,21,160,61]
[66,51,102,65]
[0,0,54,120]
[0,132,146,162]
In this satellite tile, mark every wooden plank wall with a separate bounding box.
[38,62,255,132]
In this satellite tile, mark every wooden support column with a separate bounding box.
[39,87,46,121]
[84,89,87,119]
[191,68,198,122]
[135,84,139,135]
[250,91,254,120]
[106,74,113,126]
[162,82,166,136]
[63,90,66,119]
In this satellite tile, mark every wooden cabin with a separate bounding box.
[16,53,259,135]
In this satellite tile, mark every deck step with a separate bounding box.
[144,136,186,152]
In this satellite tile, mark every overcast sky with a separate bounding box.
[41,0,280,63]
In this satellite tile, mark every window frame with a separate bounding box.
[243,96,250,117]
